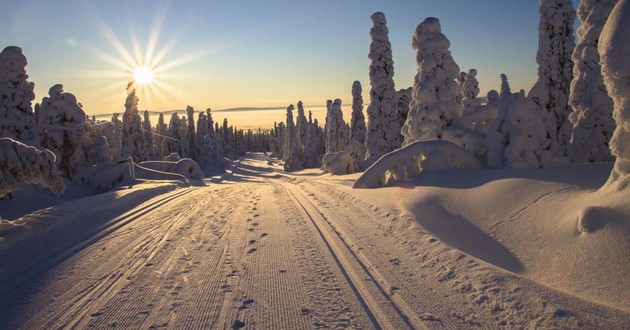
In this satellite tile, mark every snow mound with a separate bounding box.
[354,140,484,188]
[393,163,629,310]
[140,159,204,181]
[0,137,65,197]
[322,151,360,175]
[73,162,134,193]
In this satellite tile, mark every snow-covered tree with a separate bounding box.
[121,81,146,162]
[283,104,303,171]
[568,0,617,163]
[142,110,154,160]
[0,46,37,144]
[401,17,461,145]
[38,84,90,177]
[500,73,511,98]
[0,137,65,197]
[155,113,167,158]
[364,12,401,164]
[487,90,501,105]
[325,99,347,154]
[460,69,481,113]
[167,112,183,158]
[349,81,366,145]
[487,93,550,169]
[527,0,576,159]
[110,113,122,161]
[303,119,323,168]
[395,87,412,131]
[296,101,308,147]
[599,0,630,190]
[186,105,196,159]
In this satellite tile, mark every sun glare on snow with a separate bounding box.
[133,66,154,85]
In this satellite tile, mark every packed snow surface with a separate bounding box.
[0,153,628,329]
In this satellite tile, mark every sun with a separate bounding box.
[133,66,154,85]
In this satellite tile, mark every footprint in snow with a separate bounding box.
[231,319,246,330]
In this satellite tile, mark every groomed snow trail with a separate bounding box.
[0,153,628,329]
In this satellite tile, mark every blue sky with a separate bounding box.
[0,0,581,115]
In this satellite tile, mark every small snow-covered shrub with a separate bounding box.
[322,151,361,175]
[164,152,181,162]
[353,140,483,188]
[0,137,65,197]
[73,162,134,193]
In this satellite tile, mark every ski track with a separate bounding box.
[0,154,629,329]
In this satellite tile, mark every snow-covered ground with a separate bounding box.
[0,153,628,329]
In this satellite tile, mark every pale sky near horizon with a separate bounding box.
[1,0,581,116]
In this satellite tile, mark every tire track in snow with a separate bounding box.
[295,180,501,329]
[283,182,418,330]
[0,187,194,298]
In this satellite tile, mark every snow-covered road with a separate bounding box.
[0,154,628,329]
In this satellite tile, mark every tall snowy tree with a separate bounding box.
[325,99,347,154]
[142,110,154,160]
[348,81,367,162]
[395,87,412,132]
[598,0,630,190]
[364,12,400,164]
[121,81,146,162]
[167,113,183,157]
[527,0,576,159]
[0,46,37,144]
[303,119,323,168]
[283,104,303,171]
[110,113,122,161]
[401,17,461,145]
[500,73,512,98]
[296,101,308,147]
[186,105,196,159]
[38,84,90,177]
[155,113,167,158]
[349,81,366,144]
[568,0,617,163]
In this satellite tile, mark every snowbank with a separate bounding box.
[354,140,483,188]
[139,159,204,181]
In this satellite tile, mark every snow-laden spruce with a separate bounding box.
[186,105,196,159]
[0,46,37,144]
[38,84,91,177]
[568,0,617,163]
[395,87,412,129]
[296,101,308,147]
[142,110,154,161]
[283,104,303,171]
[528,0,576,159]
[487,93,550,169]
[325,99,347,154]
[110,113,123,161]
[599,0,630,190]
[401,17,461,145]
[460,69,481,114]
[500,74,511,98]
[121,81,148,162]
[364,12,400,165]
[349,82,366,145]
[0,137,65,197]
[348,81,367,162]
